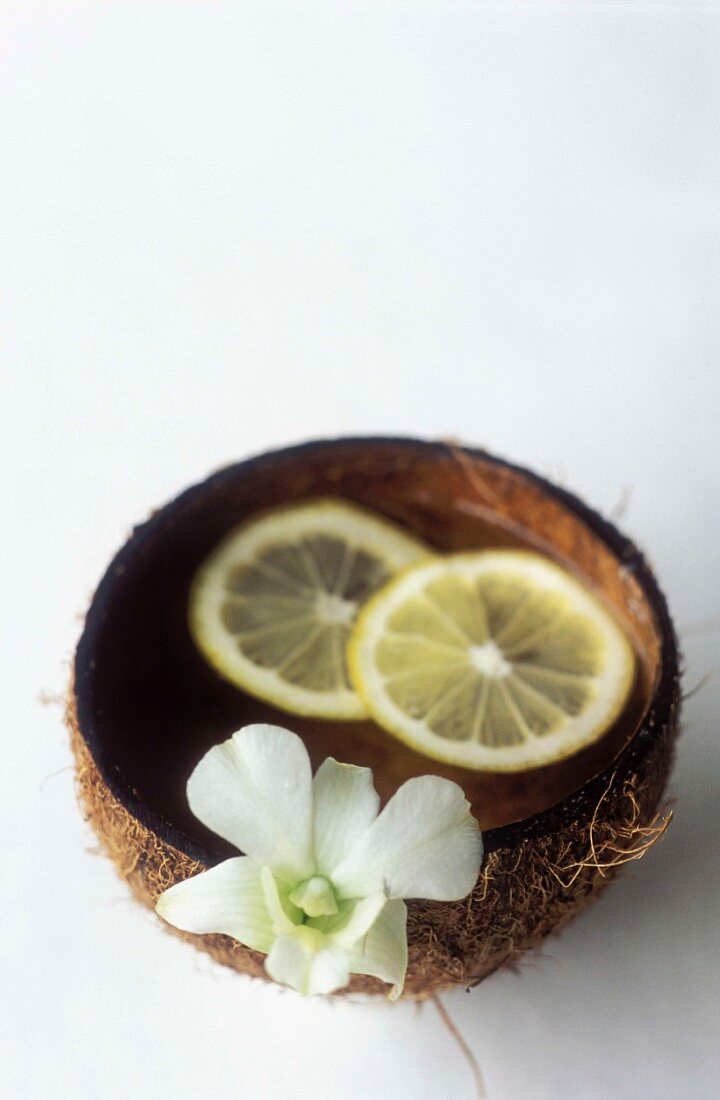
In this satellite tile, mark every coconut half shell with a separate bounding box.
[68,438,680,999]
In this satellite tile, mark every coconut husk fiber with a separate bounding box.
[68,438,680,999]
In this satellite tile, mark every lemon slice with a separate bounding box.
[349,551,635,771]
[189,498,430,719]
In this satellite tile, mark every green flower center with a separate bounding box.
[288,875,339,919]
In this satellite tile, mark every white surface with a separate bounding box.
[2,3,719,1098]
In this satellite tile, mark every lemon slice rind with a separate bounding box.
[348,551,635,771]
[190,498,431,719]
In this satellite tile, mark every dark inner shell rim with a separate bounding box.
[73,435,678,863]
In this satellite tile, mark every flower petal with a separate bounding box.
[155,857,274,953]
[331,776,482,901]
[330,891,387,949]
[347,898,408,1000]
[311,758,380,875]
[187,725,314,883]
[260,865,303,934]
[265,935,350,997]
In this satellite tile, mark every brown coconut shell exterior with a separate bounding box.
[68,438,680,999]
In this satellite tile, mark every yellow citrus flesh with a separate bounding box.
[348,551,635,771]
[189,498,431,718]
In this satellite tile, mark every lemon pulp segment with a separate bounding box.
[348,551,635,771]
[189,498,430,718]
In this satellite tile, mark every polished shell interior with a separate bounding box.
[74,439,662,860]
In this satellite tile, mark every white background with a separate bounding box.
[2,3,719,1098]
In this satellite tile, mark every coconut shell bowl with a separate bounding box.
[68,438,680,999]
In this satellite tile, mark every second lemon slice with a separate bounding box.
[349,551,635,771]
[189,498,430,719]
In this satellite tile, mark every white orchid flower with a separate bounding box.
[156,724,482,998]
